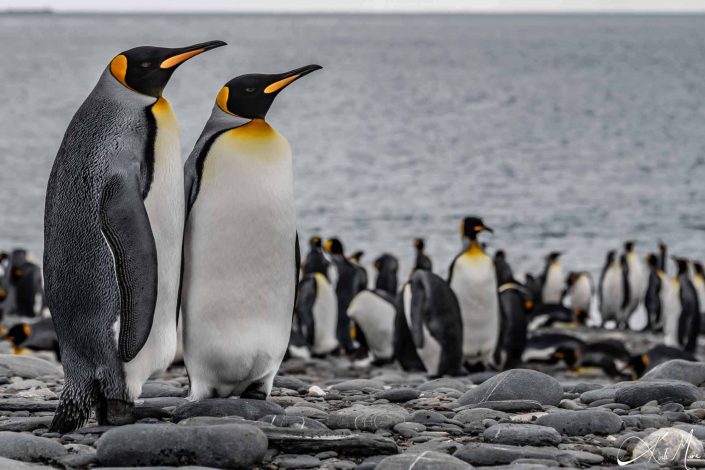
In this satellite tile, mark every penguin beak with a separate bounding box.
[160,40,227,69]
[264,64,323,94]
[474,225,494,234]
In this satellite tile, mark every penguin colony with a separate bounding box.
[27,42,701,434]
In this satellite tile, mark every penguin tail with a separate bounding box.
[50,380,95,433]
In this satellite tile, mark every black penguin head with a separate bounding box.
[553,346,579,368]
[374,254,398,272]
[461,216,493,240]
[5,323,31,346]
[546,251,562,263]
[495,250,506,260]
[109,40,226,97]
[0,252,7,263]
[349,251,364,264]
[695,262,704,276]
[414,238,425,251]
[309,236,322,249]
[672,256,689,275]
[565,271,579,287]
[606,250,616,264]
[646,253,659,268]
[625,354,649,379]
[324,238,344,256]
[624,241,635,252]
[215,64,322,119]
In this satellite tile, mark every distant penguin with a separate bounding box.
[623,241,647,324]
[565,271,592,324]
[658,241,668,273]
[182,64,321,400]
[448,216,498,368]
[4,318,60,361]
[293,237,339,357]
[522,332,584,364]
[8,250,44,317]
[44,41,225,432]
[626,344,696,379]
[540,252,564,304]
[645,253,668,332]
[553,339,631,378]
[493,250,531,370]
[599,250,629,328]
[348,251,368,290]
[693,262,705,334]
[669,257,700,353]
[324,238,367,352]
[414,238,433,271]
[0,253,8,317]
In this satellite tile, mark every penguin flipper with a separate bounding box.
[408,274,427,349]
[100,175,158,362]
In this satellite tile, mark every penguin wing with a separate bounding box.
[408,277,426,348]
[621,264,631,310]
[447,253,461,283]
[295,274,316,345]
[100,173,158,362]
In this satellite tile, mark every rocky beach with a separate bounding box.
[0,326,701,469]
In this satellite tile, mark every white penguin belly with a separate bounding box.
[542,264,564,304]
[600,265,622,319]
[347,290,395,361]
[693,277,705,314]
[450,253,499,362]
[183,122,295,400]
[403,284,442,374]
[626,253,646,311]
[312,273,339,355]
[662,278,681,347]
[123,97,183,399]
[570,276,592,312]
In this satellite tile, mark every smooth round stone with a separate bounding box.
[631,428,704,466]
[639,405,662,414]
[96,423,267,468]
[418,378,467,392]
[394,422,426,438]
[558,399,583,410]
[662,403,685,412]
[375,388,420,403]
[139,382,186,398]
[326,404,408,431]
[357,455,387,470]
[329,379,384,392]
[563,383,603,394]
[579,386,618,404]
[454,408,509,424]
[409,410,453,425]
[171,398,283,422]
[285,406,328,419]
[0,355,63,379]
[457,370,562,406]
[535,410,623,436]
[675,424,705,440]
[641,360,705,386]
[588,398,615,407]
[615,381,703,407]
[273,376,309,391]
[273,454,321,469]
[377,451,473,470]
[0,416,53,432]
[483,423,562,446]
[0,431,67,462]
[259,414,328,430]
[621,414,669,430]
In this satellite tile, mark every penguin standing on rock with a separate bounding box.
[540,252,564,305]
[414,238,433,271]
[599,251,629,328]
[448,216,498,369]
[44,41,225,432]
[182,64,322,400]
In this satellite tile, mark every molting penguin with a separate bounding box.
[44,41,225,432]
[324,238,367,352]
[448,216,498,368]
[493,250,531,370]
[347,254,398,365]
[565,271,592,324]
[182,64,321,400]
[414,238,433,271]
[623,241,647,325]
[540,252,564,304]
[400,268,463,377]
[693,262,705,334]
[292,236,339,357]
[598,250,629,328]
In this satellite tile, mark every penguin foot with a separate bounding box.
[97,399,135,426]
[241,382,268,400]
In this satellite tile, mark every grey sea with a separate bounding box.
[1,13,704,278]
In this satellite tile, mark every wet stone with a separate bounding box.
[457,370,562,406]
[615,381,703,407]
[326,404,408,431]
[375,387,420,402]
[536,409,623,435]
[0,431,67,462]
[483,423,562,446]
[377,451,474,470]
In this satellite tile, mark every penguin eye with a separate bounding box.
[245,87,257,93]
[140,61,153,68]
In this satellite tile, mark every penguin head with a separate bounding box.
[215,64,322,119]
[624,241,635,253]
[625,353,649,379]
[374,254,399,273]
[460,216,493,240]
[4,323,31,347]
[605,250,617,265]
[349,251,364,264]
[109,40,226,97]
[672,256,689,275]
[646,253,659,269]
[414,238,425,251]
[324,238,344,256]
[546,251,562,264]
[553,346,579,368]
[565,271,579,287]
[309,236,322,249]
[695,262,704,276]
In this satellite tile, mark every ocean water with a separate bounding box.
[0,13,704,281]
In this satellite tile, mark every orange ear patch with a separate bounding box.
[216,86,231,114]
[110,54,130,89]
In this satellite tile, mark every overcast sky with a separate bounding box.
[2,0,705,13]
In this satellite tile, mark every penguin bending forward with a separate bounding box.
[182,65,321,400]
[44,42,225,432]
[448,217,499,368]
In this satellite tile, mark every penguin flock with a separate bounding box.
[3,39,695,436]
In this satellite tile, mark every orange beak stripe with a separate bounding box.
[264,74,300,94]
[160,48,206,69]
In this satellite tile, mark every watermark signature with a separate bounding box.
[618,429,698,468]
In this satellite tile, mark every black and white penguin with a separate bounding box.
[44,41,225,432]
[448,216,498,368]
[182,65,321,400]
[0,252,9,316]
[414,238,433,271]
[663,257,700,353]
[493,250,531,370]
[291,236,339,357]
[400,268,464,376]
[540,252,564,305]
[522,332,584,364]
[693,262,705,334]
[324,238,367,352]
[7,250,44,318]
[565,271,592,324]
[347,254,398,365]
[644,253,668,332]
[348,251,369,290]
[553,339,632,378]
[623,241,647,325]
[3,318,60,361]
[598,250,629,328]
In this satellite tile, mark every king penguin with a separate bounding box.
[493,250,531,370]
[693,261,705,333]
[623,241,647,326]
[181,64,322,400]
[598,250,629,328]
[540,252,564,305]
[645,253,668,332]
[448,216,499,368]
[414,238,433,271]
[565,271,592,324]
[43,41,225,432]
[663,257,700,353]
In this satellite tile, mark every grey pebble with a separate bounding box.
[171,398,283,422]
[274,454,322,469]
[377,451,473,470]
[483,423,562,446]
[615,381,703,407]
[457,369,562,406]
[536,409,623,435]
[0,431,67,462]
